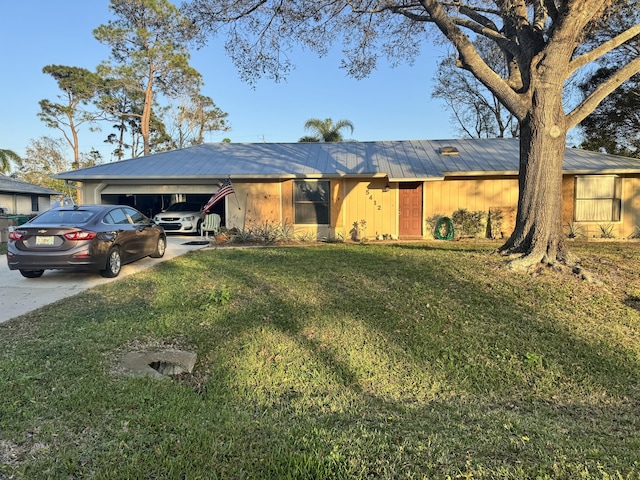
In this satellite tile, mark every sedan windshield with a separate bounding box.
[30,209,97,224]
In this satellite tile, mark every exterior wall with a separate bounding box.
[561,175,575,227]
[625,176,640,238]
[0,193,49,215]
[80,173,640,241]
[424,176,519,238]
[565,174,640,239]
[338,178,398,240]
[0,194,15,214]
[226,181,282,230]
[425,176,519,216]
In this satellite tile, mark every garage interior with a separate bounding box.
[101,193,226,228]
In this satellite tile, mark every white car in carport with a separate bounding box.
[153,202,204,234]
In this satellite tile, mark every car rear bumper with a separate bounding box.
[6,244,107,271]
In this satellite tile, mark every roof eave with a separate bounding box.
[442,170,519,177]
[54,172,393,181]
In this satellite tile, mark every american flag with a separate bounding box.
[202,178,234,214]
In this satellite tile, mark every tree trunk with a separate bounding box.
[499,85,569,270]
[142,74,154,156]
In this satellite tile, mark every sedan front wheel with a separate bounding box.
[100,247,122,278]
[150,235,166,258]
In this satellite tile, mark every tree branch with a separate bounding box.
[567,55,640,129]
[569,22,640,76]
[419,0,529,119]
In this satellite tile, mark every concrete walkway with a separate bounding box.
[0,236,208,324]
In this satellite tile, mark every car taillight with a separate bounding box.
[9,230,25,241]
[63,231,97,241]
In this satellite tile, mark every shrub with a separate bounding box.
[566,222,584,239]
[426,214,445,239]
[598,223,615,238]
[321,232,345,243]
[487,209,504,239]
[228,221,295,244]
[451,208,486,238]
[628,225,640,239]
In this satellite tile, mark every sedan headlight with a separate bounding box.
[183,216,195,221]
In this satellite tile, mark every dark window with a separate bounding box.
[294,180,330,225]
[124,207,145,224]
[32,209,95,224]
[105,208,131,225]
[31,196,39,212]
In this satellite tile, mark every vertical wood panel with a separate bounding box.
[330,179,344,228]
[561,175,575,226]
[281,180,293,225]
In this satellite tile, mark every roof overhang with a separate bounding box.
[442,170,519,177]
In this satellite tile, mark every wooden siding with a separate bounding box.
[561,176,575,227]
[330,180,344,228]
[226,182,282,229]
[339,178,398,240]
[424,176,519,218]
[622,176,640,238]
[282,180,294,226]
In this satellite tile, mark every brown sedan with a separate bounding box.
[7,205,166,278]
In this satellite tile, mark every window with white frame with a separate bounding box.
[574,175,621,222]
[294,180,330,224]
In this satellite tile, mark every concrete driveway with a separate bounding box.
[0,235,209,324]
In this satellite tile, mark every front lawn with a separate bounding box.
[1,241,639,479]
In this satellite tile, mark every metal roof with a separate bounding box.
[54,138,640,182]
[0,174,61,195]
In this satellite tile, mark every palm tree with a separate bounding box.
[299,118,354,142]
[0,149,20,174]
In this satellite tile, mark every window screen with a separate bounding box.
[294,180,330,225]
[575,176,621,222]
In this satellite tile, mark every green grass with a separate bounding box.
[0,242,6,255]
[1,241,640,479]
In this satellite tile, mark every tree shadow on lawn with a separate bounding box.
[29,243,640,405]
[4,244,640,477]
[149,245,640,475]
[179,244,640,404]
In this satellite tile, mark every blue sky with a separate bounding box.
[1,0,456,164]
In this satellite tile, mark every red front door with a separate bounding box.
[399,183,423,238]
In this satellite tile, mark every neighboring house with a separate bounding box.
[0,174,60,216]
[54,138,640,240]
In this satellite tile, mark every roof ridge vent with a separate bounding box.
[439,146,459,156]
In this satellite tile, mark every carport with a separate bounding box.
[95,184,226,225]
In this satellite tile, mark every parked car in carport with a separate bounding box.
[153,202,204,234]
[6,205,166,278]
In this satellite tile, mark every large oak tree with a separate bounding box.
[183,0,640,269]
